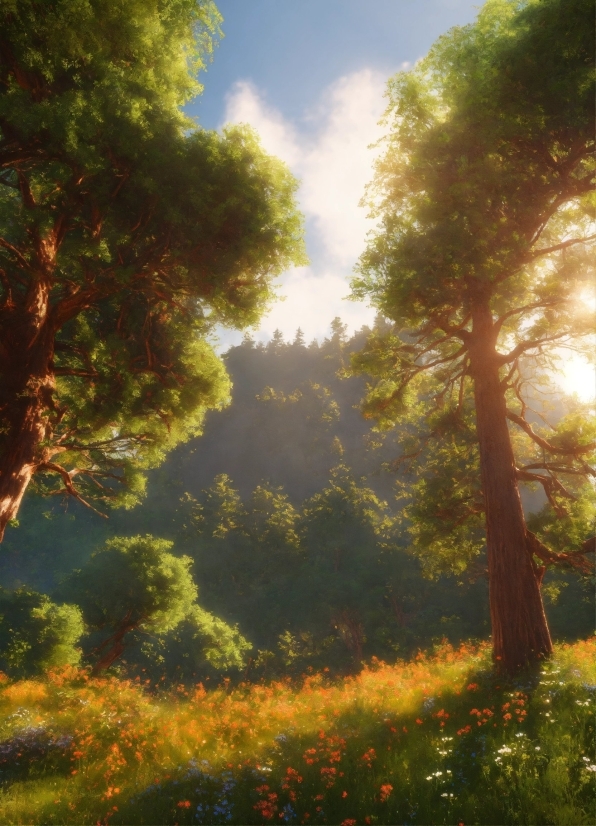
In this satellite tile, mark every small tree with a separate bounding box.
[351,0,595,672]
[0,587,84,677]
[0,0,306,538]
[63,535,198,674]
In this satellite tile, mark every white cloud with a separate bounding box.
[220,69,388,343]
[255,267,375,343]
[298,70,387,266]
[223,80,301,167]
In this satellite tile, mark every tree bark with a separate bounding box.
[468,301,552,674]
[91,620,139,675]
[0,279,56,541]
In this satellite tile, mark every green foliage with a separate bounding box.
[184,465,491,675]
[0,587,83,677]
[124,604,251,683]
[4,323,591,682]
[63,535,196,636]
[188,605,251,672]
[350,0,595,577]
[0,0,306,517]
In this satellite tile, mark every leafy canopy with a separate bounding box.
[351,0,595,575]
[0,0,306,514]
[0,587,84,677]
[64,535,197,636]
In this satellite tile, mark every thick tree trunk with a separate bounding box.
[469,302,552,674]
[0,280,55,541]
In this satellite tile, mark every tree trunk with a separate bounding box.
[91,621,138,675]
[0,281,55,541]
[469,302,552,674]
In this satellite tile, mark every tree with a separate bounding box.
[299,463,397,663]
[114,604,252,684]
[351,0,595,672]
[62,534,199,674]
[0,0,306,538]
[0,587,84,677]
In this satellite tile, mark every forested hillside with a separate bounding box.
[2,323,591,684]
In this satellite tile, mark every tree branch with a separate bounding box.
[526,529,594,577]
[37,461,108,518]
[530,233,596,260]
[507,409,596,456]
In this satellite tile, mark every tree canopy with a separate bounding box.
[63,534,199,672]
[0,586,84,677]
[0,0,306,538]
[351,0,595,672]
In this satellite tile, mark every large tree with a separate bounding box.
[351,0,595,673]
[0,0,306,538]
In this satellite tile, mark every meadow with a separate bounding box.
[0,637,594,826]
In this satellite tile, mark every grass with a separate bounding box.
[0,637,594,825]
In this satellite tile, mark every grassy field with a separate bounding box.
[0,637,594,825]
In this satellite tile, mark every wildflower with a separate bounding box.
[340,820,357,826]
[379,783,393,802]
[361,748,377,766]
[342,791,348,798]
[177,800,191,808]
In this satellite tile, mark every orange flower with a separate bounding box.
[380,783,393,802]
[176,801,191,809]
[415,718,423,725]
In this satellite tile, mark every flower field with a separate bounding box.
[0,638,594,825]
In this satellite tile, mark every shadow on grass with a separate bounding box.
[0,726,74,786]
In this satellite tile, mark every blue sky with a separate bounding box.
[191,0,480,132]
[183,0,592,398]
[184,0,481,349]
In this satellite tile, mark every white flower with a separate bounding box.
[535,747,541,751]
[497,746,512,754]
[426,776,433,781]
[587,765,596,773]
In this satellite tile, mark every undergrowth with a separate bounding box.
[0,638,594,825]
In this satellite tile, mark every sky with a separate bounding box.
[186,0,594,401]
